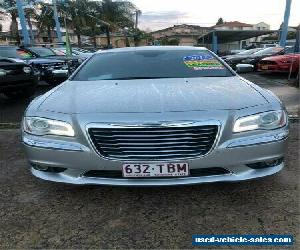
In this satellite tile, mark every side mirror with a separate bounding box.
[236,64,254,73]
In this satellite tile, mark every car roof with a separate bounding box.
[96,46,208,54]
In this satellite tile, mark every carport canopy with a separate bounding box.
[199,30,277,44]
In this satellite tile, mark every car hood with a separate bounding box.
[8,57,64,64]
[261,54,300,61]
[223,55,248,61]
[38,76,268,114]
[44,55,80,61]
[246,54,275,60]
[27,58,65,64]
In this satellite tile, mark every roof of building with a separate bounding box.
[150,24,210,34]
[199,30,277,44]
[212,21,253,29]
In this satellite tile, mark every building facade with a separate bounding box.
[150,24,210,46]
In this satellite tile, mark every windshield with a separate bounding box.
[253,47,283,56]
[75,48,90,53]
[284,46,295,54]
[72,50,234,81]
[28,47,57,57]
[53,48,66,56]
[0,47,34,59]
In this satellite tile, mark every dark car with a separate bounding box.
[0,57,38,99]
[241,47,294,70]
[22,46,83,73]
[0,46,69,85]
[222,48,263,69]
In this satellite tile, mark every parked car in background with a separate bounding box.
[22,46,288,186]
[222,48,263,69]
[258,53,300,74]
[228,49,246,55]
[22,46,83,73]
[261,44,278,48]
[0,46,68,85]
[0,57,38,99]
[51,47,93,60]
[241,46,294,70]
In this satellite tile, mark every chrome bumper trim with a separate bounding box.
[23,137,85,151]
[226,130,289,148]
[52,69,68,76]
[31,163,284,186]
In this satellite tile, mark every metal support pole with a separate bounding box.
[279,0,292,47]
[53,0,63,43]
[16,0,30,45]
[295,25,300,53]
[212,31,218,54]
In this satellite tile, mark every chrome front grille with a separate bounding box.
[35,62,66,70]
[88,124,219,160]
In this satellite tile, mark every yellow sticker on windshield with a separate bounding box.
[183,54,224,70]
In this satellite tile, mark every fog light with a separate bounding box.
[247,158,284,169]
[0,69,6,76]
[23,66,32,74]
[30,163,67,173]
[31,163,48,171]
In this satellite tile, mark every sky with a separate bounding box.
[131,0,300,31]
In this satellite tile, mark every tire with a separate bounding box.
[3,84,37,100]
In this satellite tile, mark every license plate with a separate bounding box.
[122,163,189,178]
[261,65,268,70]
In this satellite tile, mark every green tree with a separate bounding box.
[36,2,55,43]
[100,0,137,47]
[59,0,92,46]
[216,17,224,25]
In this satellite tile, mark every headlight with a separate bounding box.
[0,69,6,76]
[233,110,287,133]
[23,66,32,74]
[280,60,292,64]
[23,117,75,137]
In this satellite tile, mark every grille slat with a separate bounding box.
[88,125,218,160]
[96,139,213,145]
[92,135,215,141]
[92,132,216,139]
[101,144,211,150]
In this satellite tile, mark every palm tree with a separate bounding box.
[59,0,90,46]
[24,7,37,44]
[36,3,55,43]
[100,0,137,47]
[0,0,20,44]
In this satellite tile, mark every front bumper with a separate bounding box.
[40,69,69,82]
[258,64,294,73]
[22,126,289,186]
[0,75,37,91]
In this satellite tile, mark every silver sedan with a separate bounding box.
[22,46,289,186]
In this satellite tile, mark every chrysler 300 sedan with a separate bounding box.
[22,46,289,186]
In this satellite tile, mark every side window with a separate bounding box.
[284,47,294,54]
[16,49,34,59]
